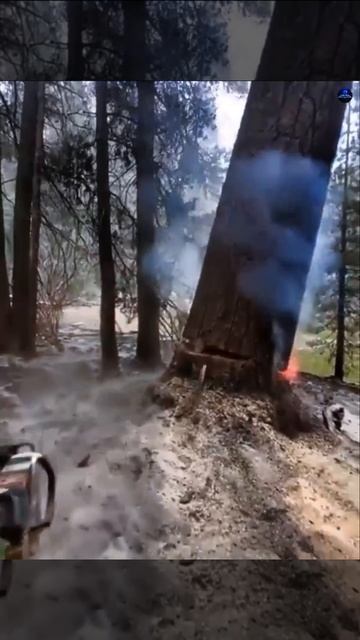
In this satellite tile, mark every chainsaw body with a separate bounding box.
[0,443,55,557]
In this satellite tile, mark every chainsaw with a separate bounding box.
[0,442,56,564]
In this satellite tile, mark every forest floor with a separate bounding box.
[1,559,359,640]
[0,305,359,637]
[0,305,358,563]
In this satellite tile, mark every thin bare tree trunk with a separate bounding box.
[12,81,39,356]
[135,81,161,367]
[95,80,119,375]
[122,0,147,79]
[334,103,352,380]
[0,121,12,352]
[67,0,84,79]
[28,81,45,355]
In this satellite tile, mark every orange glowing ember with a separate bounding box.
[278,353,299,382]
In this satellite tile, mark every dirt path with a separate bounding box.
[0,310,358,562]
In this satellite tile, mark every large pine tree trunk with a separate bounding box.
[12,81,39,356]
[173,0,359,390]
[28,81,45,355]
[95,80,119,375]
[0,124,12,353]
[256,1,360,80]
[122,1,147,79]
[334,103,352,380]
[176,81,347,390]
[67,0,84,79]
[135,81,161,366]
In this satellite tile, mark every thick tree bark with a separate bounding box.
[135,81,161,366]
[28,81,45,355]
[122,1,147,79]
[95,80,119,375]
[334,103,352,380]
[178,81,347,390]
[67,0,84,79]
[12,81,39,356]
[0,124,12,353]
[256,1,360,80]
[176,0,359,387]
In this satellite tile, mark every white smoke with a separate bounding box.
[298,192,340,330]
[171,241,202,304]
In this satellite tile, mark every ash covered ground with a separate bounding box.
[0,305,359,637]
[0,306,358,562]
[1,559,360,639]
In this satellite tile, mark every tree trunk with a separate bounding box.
[334,103,352,380]
[177,81,347,390]
[0,123,12,353]
[28,81,45,355]
[12,81,39,356]
[95,80,119,375]
[135,81,161,366]
[122,1,147,79]
[256,1,360,80]
[67,0,84,79]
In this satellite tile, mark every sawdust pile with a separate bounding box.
[149,376,359,561]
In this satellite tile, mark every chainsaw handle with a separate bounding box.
[33,455,56,526]
[21,453,56,529]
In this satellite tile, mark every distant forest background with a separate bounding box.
[0,1,358,384]
[0,80,358,382]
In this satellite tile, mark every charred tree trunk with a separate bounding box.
[95,80,119,375]
[176,81,347,390]
[334,103,352,380]
[12,81,39,356]
[28,81,45,355]
[0,124,12,353]
[122,1,147,79]
[256,1,360,80]
[175,0,359,389]
[67,0,84,79]
[135,81,161,366]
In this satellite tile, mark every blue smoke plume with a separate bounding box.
[225,150,329,317]
[143,150,336,362]
[223,150,334,362]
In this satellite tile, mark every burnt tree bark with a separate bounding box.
[0,123,12,352]
[135,81,161,366]
[67,0,84,79]
[95,80,119,375]
[256,1,360,80]
[28,81,45,355]
[173,0,359,388]
[334,102,352,380]
[12,81,39,356]
[176,81,347,390]
[122,1,147,79]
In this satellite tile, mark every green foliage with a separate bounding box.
[0,538,7,559]
[311,83,360,375]
[298,347,359,386]
[0,2,272,80]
